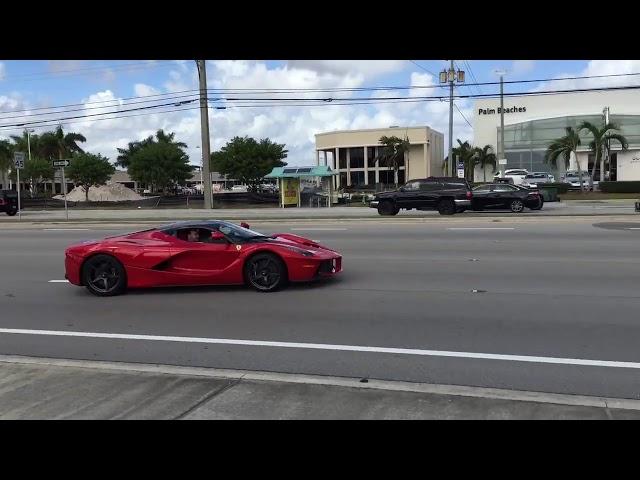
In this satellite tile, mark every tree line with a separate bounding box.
[0,125,289,199]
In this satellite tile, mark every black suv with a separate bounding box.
[370,177,473,216]
[0,190,18,216]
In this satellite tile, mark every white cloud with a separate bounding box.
[0,62,5,81]
[512,60,535,75]
[23,60,478,169]
[47,60,86,73]
[532,60,640,92]
[287,60,407,78]
[134,83,161,97]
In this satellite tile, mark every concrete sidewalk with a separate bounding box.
[1,356,639,419]
[0,200,638,223]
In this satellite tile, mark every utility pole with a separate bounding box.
[196,60,213,209]
[603,106,610,181]
[439,61,464,177]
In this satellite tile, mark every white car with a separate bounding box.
[231,185,248,192]
[562,171,596,190]
[494,169,529,185]
[521,172,555,188]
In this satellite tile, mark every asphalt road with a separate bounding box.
[2,217,640,399]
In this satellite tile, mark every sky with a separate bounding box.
[1,60,638,168]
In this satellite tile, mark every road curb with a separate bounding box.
[1,354,639,411]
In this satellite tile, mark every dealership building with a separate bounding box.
[315,126,444,189]
[473,89,640,182]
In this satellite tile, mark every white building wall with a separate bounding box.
[472,89,640,181]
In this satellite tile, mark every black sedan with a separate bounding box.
[469,183,543,213]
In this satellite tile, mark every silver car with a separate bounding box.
[522,172,555,188]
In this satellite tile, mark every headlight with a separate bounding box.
[281,245,315,256]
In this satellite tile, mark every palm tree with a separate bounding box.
[39,125,86,163]
[376,135,410,188]
[0,140,13,189]
[473,145,497,182]
[116,130,187,169]
[444,140,477,181]
[578,121,628,187]
[545,127,584,192]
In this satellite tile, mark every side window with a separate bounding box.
[420,182,443,191]
[403,181,420,191]
[493,185,516,192]
[175,228,215,243]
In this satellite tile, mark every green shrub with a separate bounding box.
[599,181,640,193]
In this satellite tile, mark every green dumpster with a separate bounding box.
[538,187,558,202]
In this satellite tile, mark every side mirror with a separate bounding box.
[240,222,250,229]
[211,231,226,241]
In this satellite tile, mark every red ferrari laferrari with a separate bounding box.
[64,221,342,296]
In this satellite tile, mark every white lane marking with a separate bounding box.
[43,229,90,231]
[628,228,640,230]
[447,227,515,231]
[48,280,69,283]
[1,327,639,370]
[290,228,348,231]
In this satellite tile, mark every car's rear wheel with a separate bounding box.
[437,199,456,215]
[530,197,544,210]
[245,253,287,292]
[5,207,17,216]
[82,254,127,297]
[510,199,525,213]
[377,201,399,216]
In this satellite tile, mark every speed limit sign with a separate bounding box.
[13,152,25,169]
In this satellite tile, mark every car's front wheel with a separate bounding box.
[245,253,288,292]
[510,199,525,213]
[82,254,127,297]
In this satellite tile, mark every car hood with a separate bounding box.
[261,233,338,253]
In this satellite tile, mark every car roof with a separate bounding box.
[157,220,237,231]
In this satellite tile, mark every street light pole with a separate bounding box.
[493,69,507,178]
[196,60,213,209]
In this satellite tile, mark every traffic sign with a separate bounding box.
[53,160,70,167]
[498,159,508,165]
[13,152,25,169]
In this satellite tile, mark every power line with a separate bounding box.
[0,88,202,116]
[0,105,202,133]
[4,82,640,130]
[454,103,473,128]
[0,61,177,82]
[408,60,441,79]
[0,93,201,121]
[463,60,483,95]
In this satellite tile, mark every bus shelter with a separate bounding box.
[265,166,337,208]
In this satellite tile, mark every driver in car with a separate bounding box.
[187,229,200,242]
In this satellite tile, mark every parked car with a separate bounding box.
[231,185,248,192]
[493,169,529,185]
[370,177,473,216]
[0,190,18,216]
[521,172,555,188]
[471,183,543,212]
[561,171,595,190]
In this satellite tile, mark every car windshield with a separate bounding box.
[217,222,269,241]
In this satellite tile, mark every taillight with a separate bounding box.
[466,190,473,199]
[0,199,5,205]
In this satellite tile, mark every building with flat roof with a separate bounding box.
[315,126,445,190]
[473,89,640,182]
